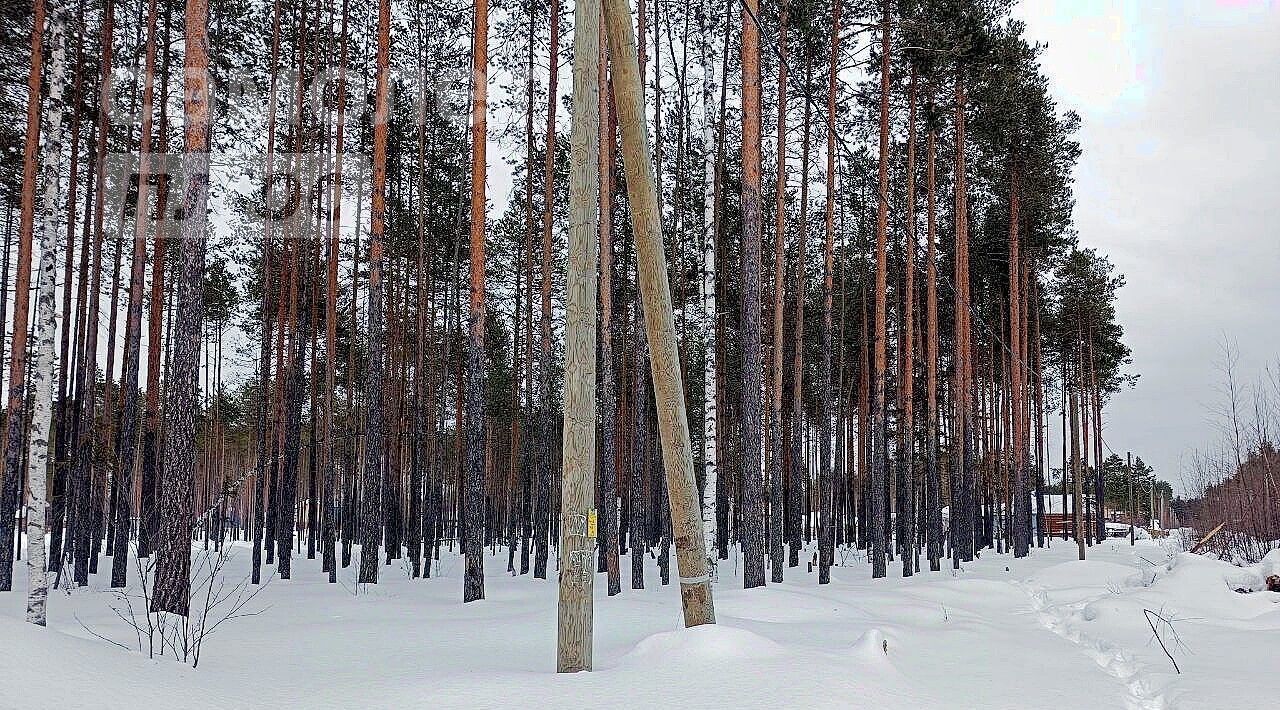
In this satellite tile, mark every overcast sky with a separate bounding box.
[1012,0,1280,492]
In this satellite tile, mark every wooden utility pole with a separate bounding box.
[557,0,602,673]
[1127,451,1134,546]
[1070,348,1085,561]
[602,0,715,627]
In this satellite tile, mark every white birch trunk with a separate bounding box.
[698,0,718,577]
[27,8,69,626]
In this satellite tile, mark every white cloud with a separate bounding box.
[1015,0,1280,492]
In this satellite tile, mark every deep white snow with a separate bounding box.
[1,537,1276,709]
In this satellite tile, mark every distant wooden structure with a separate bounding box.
[1040,494,1078,538]
[1039,494,1170,540]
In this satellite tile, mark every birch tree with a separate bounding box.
[697,0,717,581]
[27,0,69,625]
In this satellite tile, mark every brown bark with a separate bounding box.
[899,66,916,576]
[463,0,489,602]
[598,32,621,596]
[924,117,941,570]
[360,0,391,585]
[110,0,161,587]
[534,0,562,581]
[869,5,891,579]
[953,77,973,564]
[0,0,45,591]
[152,0,211,615]
[737,0,766,590]
[768,4,788,584]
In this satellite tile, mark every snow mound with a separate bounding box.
[620,623,784,665]
[0,616,219,709]
[851,627,891,662]
[1028,559,1136,591]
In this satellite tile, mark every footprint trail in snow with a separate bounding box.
[1021,578,1172,710]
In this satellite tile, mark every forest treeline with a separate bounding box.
[0,0,1141,621]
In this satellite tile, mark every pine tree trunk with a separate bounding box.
[359,0,393,586]
[791,50,814,582]
[868,6,892,579]
[250,0,283,586]
[711,12,731,562]
[631,294,648,590]
[924,121,942,571]
[1089,338,1104,544]
[819,1,841,583]
[110,0,161,587]
[897,64,915,577]
[1032,282,1046,548]
[1070,347,1084,560]
[463,0,489,602]
[139,2,172,561]
[1009,169,1030,557]
[768,6,787,585]
[49,21,87,575]
[533,0,562,582]
[598,39,621,595]
[736,0,766,590]
[0,0,46,593]
[322,0,346,584]
[152,0,211,615]
[952,76,974,565]
[277,2,314,582]
[71,0,114,586]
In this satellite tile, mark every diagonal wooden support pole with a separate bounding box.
[602,0,716,628]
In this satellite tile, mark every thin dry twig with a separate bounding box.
[1144,608,1182,674]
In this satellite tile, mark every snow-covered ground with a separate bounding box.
[2,538,1276,709]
